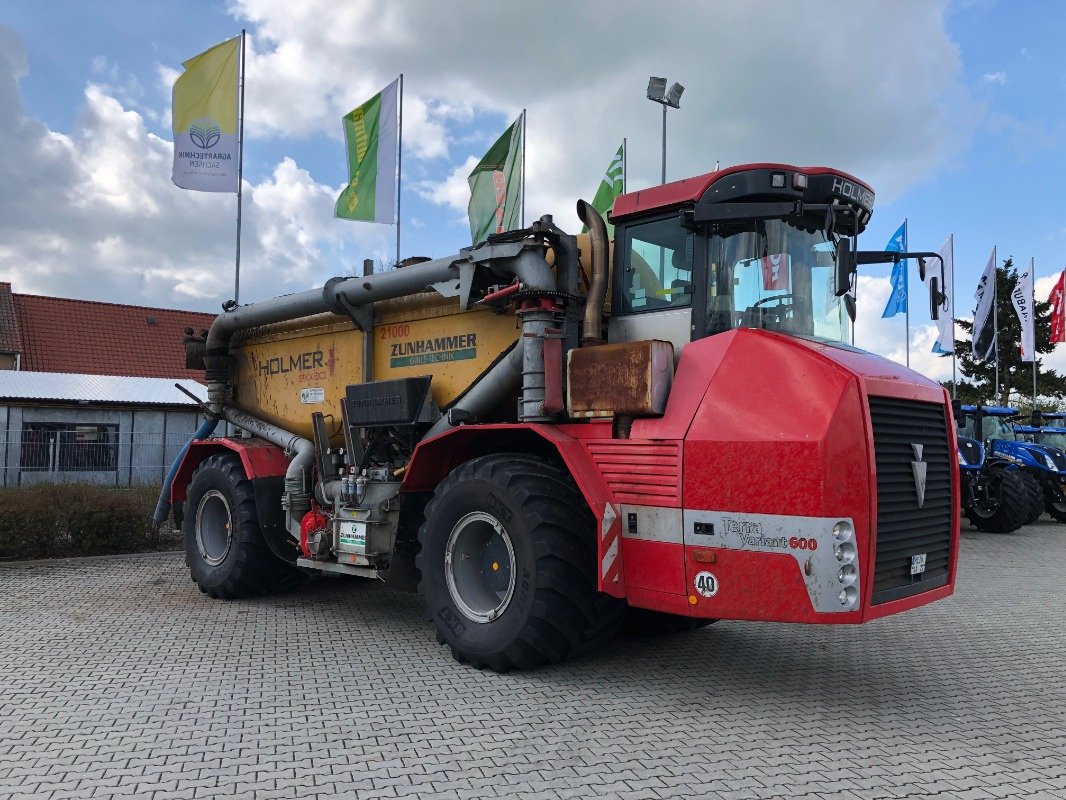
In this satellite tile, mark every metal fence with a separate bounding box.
[0,426,196,487]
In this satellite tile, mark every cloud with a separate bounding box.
[0,25,389,311]
[414,154,479,227]
[854,275,956,382]
[230,0,979,231]
[2,0,986,325]
[980,71,1007,85]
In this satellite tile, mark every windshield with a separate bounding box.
[1038,431,1066,450]
[707,219,848,343]
[982,416,1015,441]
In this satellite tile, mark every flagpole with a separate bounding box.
[852,268,857,347]
[993,245,999,403]
[234,29,247,305]
[395,73,403,266]
[904,218,909,368]
[950,234,956,398]
[622,137,627,193]
[520,109,526,228]
[1032,257,1038,412]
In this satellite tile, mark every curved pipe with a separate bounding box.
[424,340,526,439]
[152,416,218,526]
[577,200,608,345]
[222,407,315,489]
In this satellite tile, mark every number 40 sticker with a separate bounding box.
[694,571,718,598]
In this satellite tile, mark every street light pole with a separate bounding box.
[647,77,684,185]
[661,103,667,185]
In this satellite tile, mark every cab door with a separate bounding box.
[607,215,702,359]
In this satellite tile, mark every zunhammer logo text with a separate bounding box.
[390,333,477,357]
[390,333,478,368]
[722,516,789,549]
[259,350,324,377]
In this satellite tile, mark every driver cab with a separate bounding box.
[608,209,849,357]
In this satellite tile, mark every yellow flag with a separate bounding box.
[171,36,240,192]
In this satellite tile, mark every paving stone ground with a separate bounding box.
[1,521,1064,800]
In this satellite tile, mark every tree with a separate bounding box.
[952,257,1066,408]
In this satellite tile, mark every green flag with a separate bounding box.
[467,114,523,244]
[335,79,399,223]
[585,142,625,236]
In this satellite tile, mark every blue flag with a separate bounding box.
[881,220,907,318]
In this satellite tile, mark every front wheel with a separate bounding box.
[416,454,601,671]
[1046,497,1066,522]
[183,454,303,599]
[965,469,1028,533]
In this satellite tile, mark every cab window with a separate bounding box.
[618,217,693,314]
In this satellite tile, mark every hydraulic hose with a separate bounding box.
[152,417,218,526]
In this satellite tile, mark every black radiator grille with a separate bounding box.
[869,396,954,605]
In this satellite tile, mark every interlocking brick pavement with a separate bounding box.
[1,522,1064,799]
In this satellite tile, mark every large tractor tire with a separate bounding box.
[1018,472,1045,525]
[621,608,716,637]
[183,454,303,599]
[416,454,607,671]
[965,469,1029,533]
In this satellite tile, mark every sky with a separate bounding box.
[2,0,1065,389]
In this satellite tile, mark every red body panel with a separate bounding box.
[170,437,288,503]
[403,328,959,625]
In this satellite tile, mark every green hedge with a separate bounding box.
[0,484,179,560]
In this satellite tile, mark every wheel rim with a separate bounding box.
[445,511,516,623]
[196,489,233,566]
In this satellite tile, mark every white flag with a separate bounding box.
[926,235,954,354]
[1012,258,1035,362]
[972,247,997,362]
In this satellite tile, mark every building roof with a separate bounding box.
[0,370,206,406]
[0,283,22,355]
[11,293,215,380]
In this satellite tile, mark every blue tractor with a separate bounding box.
[957,404,1066,524]
[1015,412,1066,522]
[956,434,1029,533]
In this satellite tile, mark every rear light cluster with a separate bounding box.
[833,521,858,607]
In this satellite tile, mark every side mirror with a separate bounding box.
[917,256,927,281]
[843,292,856,322]
[929,276,940,321]
[835,237,855,297]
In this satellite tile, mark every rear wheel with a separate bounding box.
[1018,472,1045,524]
[183,454,303,599]
[416,454,604,671]
[965,469,1029,533]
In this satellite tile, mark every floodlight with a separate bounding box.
[646,75,685,184]
[665,82,684,108]
[647,77,667,102]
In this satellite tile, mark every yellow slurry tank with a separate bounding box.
[232,292,521,440]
